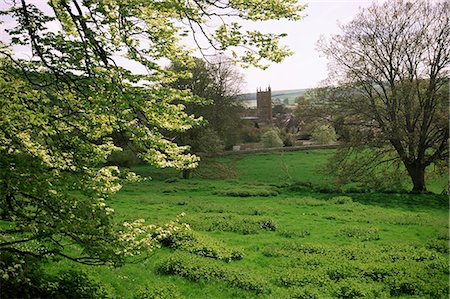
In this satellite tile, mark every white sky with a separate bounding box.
[238,0,374,93]
[0,0,374,93]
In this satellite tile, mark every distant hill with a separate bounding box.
[240,88,308,107]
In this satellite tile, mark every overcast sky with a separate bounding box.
[239,0,374,93]
[0,0,374,93]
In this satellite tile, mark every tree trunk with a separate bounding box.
[405,163,427,193]
[182,169,191,179]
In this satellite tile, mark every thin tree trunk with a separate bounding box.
[182,169,191,179]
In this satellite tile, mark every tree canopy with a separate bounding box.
[0,0,305,285]
[168,55,245,153]
[319,0,449,192]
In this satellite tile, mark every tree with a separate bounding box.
[311,124,337,145]
[261,129,284,148]
[0,0,305,289]
[318,0,449,192]
[294,87,336,138]
[168,55,244,153]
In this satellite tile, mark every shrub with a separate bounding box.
[336,226,380,241]
[426,239,449,253]
[215,187,279,197]
[132,281,181,299]
[333,279,385,298]
[289,286,321,299]
[162,231,244,262]
[310,123,337,145]
[0,254,110,299]
[260,129,284,148]
[331,196,353,204]
[46,269,111,299]
[157,252,269,294]
[278,268,329,287]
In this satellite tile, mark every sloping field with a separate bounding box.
[50,150,449,298]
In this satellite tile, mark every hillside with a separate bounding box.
[240,88,308,107]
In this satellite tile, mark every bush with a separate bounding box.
[310,123,337,145]
[157,252,269,294]
[46,269,111,299]
[330,196,353,204]
[260,129,284,148]
[215,187,279,197]
[0,256,110,299]
[333,279,385,298]
[336,226,380,241]
[133,281,181,299]
[162,231,244,261]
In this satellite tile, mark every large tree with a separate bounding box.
[0,0,305,288]
[319,0,449,192]
[169,55,244,153]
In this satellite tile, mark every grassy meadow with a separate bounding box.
[50,150,449,298]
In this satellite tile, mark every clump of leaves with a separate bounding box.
[161,231,244,262]
[157,252,269,294]
[132,281,182,299]
[336,226,380,241]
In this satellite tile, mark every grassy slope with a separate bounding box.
[51,150,449,298]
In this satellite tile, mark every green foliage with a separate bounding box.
[45,269,111,299]
[330,196,353,204]
[161,231,244,262]
[214,186,279,197]
[185,213,278,234]
[107,149,143,167]
[311,123,337,145]
[261,129,284,148]
[132,281,182,299]
[319,0,449,192]
[0,254,110,299]
[0,0,305,276]
[157,252,269,294]
[336,226,380,241]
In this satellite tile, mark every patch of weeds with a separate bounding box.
[333,279,386,298]
[132,281,181,299]
[327,264,360,281]
[436,229,449,240]
[284,243,327,255]
[278,268,329,287]
[193,161,238,179]
[260,219,277,231]
[330,196,353,204]
[336,226,380,241]
[162,231,244,262]
[157,252,269,294]
[214,187,279,197]
[426,239,449,254]
[164,177,179,183]
[162,187,177,193]
[285,197,327,206]
[185,213,278,234]
[288,286,321,299]
[278,229,310,238]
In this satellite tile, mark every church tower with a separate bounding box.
[256,86,272,126]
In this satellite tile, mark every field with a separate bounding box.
[50,150,449,298]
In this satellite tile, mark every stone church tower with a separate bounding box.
[256,86,272,126]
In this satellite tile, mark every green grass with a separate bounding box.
[49,150,449,298]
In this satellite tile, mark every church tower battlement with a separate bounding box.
[256,86,272,126]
